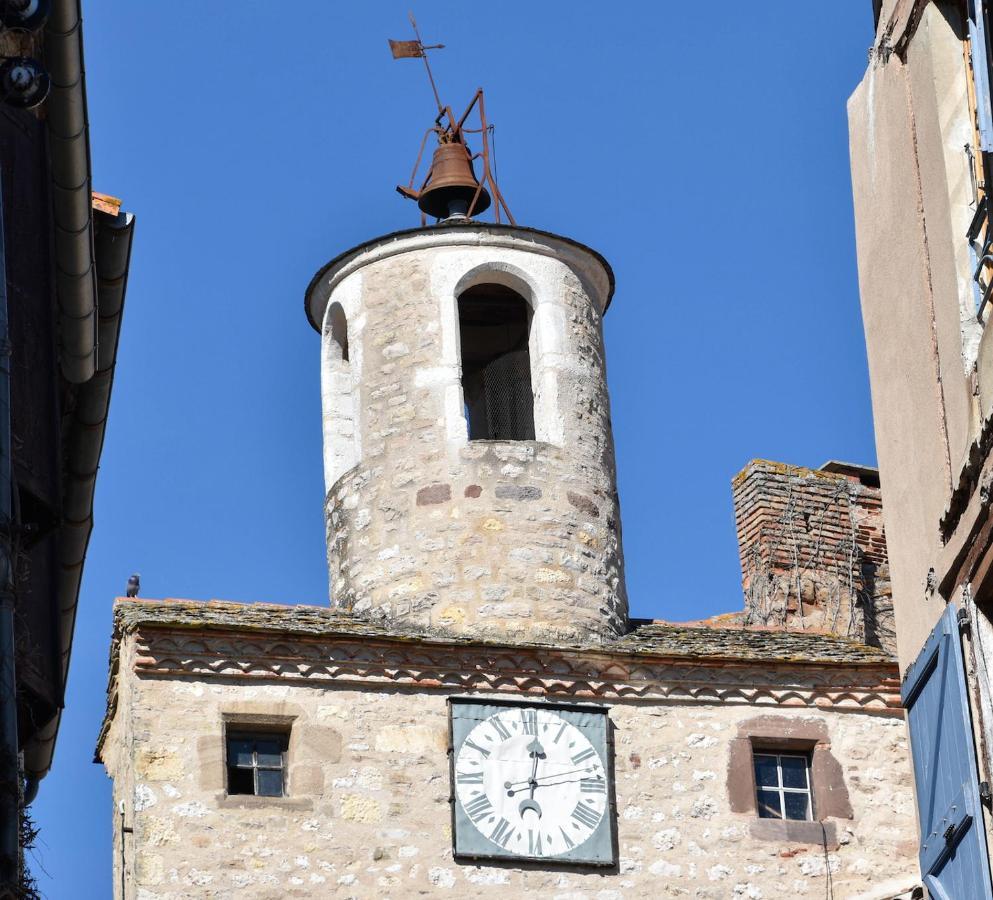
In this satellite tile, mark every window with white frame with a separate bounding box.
[753,751,813,821]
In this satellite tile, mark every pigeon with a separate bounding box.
[126,573,141,598]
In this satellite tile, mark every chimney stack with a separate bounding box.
[731,459,893,650]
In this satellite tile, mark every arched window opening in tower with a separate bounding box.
[457,283,535,441]
[327,302,349,363]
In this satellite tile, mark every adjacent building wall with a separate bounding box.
[849,1,982,669]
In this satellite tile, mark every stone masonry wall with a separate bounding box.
[327,439,625,642]
[106,656,918,899]
[319,230,626,642]
[733,461,894,651]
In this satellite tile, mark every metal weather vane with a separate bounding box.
[389,13,515,225]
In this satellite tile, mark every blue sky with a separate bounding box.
[30,3,877,895]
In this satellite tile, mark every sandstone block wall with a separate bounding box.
[104,657,918,899]
[310,227,627,642]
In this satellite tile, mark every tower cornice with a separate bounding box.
[305,222,616,333]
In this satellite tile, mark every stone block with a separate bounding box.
[494,484,542,501]
[416,483,451,505]
[135,749,184,782]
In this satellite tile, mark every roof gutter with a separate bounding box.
[44,0,97,384]
[23,206,135,782]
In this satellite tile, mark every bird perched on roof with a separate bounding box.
[126,573,140,598]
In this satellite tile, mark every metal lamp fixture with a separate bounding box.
[0,0,50,31]
[0,57,49,109]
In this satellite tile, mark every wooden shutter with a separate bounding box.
[969,0,993,151]
[902,603,993,899]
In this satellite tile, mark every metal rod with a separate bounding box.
[119,804,127,900]
[405,127,437,193]
[0,171,19,887]
[409,13,445,118]
[979,275,993,321]
[477,90,515,225]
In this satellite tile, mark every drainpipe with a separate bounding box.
[0,175,19,885]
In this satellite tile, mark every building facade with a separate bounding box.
[99,216,921,898]
[849,0,993,894]
[0,1,135,892]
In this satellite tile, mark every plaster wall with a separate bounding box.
[313,230,626,642]
[849,4,980,669]
[105,669,917,900]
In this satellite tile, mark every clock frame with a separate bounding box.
[447,697,617,867]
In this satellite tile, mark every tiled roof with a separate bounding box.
[112,599,895,667]
[615,621,893,665]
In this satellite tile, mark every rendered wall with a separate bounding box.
[849,3,980,669]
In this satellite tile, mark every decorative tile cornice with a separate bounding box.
[96,600,902,761]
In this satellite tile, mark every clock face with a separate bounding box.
[449,701,614,865]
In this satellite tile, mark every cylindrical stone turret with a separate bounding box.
[305,223,627,643]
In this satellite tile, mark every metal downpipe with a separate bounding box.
[0,175,19,886]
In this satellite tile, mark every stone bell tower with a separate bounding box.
[305,224,626,643]
[304,79,626,643]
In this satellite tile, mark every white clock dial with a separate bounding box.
[454,706,608,858]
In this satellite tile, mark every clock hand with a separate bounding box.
[518,737,545,818]
[504,766,597,791]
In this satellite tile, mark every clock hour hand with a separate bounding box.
[516,737,546,819]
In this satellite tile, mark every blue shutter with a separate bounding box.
[969,0,993,151]
[902,604,993,899]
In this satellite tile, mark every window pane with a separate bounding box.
[753,755,779,788]
[257,768,284,797]
[227,766,254,795]
[757,790,782,819]
[255,741,283,768]
[227,739,254,768]
[784,791,810,821]
[780,756,808,790]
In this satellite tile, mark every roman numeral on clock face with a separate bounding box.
[456,770,484,785]
[463,738,490,759]
[521,708,538,735]
[559,826,576,850]
[580,776,606,794]
[571,747,596,765]
[491,717,511,741]
[490,817,514,848]
[463,793,494,823]
[570,801,601,829]
[528,829,543,855]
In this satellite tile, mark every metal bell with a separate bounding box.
[418,142,491,220]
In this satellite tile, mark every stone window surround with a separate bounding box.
[196,703,341,812]
[441,256,577,448]
[727,715,853,850]
[321,297,360,490]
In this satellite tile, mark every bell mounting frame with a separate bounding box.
[390,13,515,226]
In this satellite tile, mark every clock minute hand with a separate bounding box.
[504,765,595,792]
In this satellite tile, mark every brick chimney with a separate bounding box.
[732,459,893,651]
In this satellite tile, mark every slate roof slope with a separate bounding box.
[112,598,895,667]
